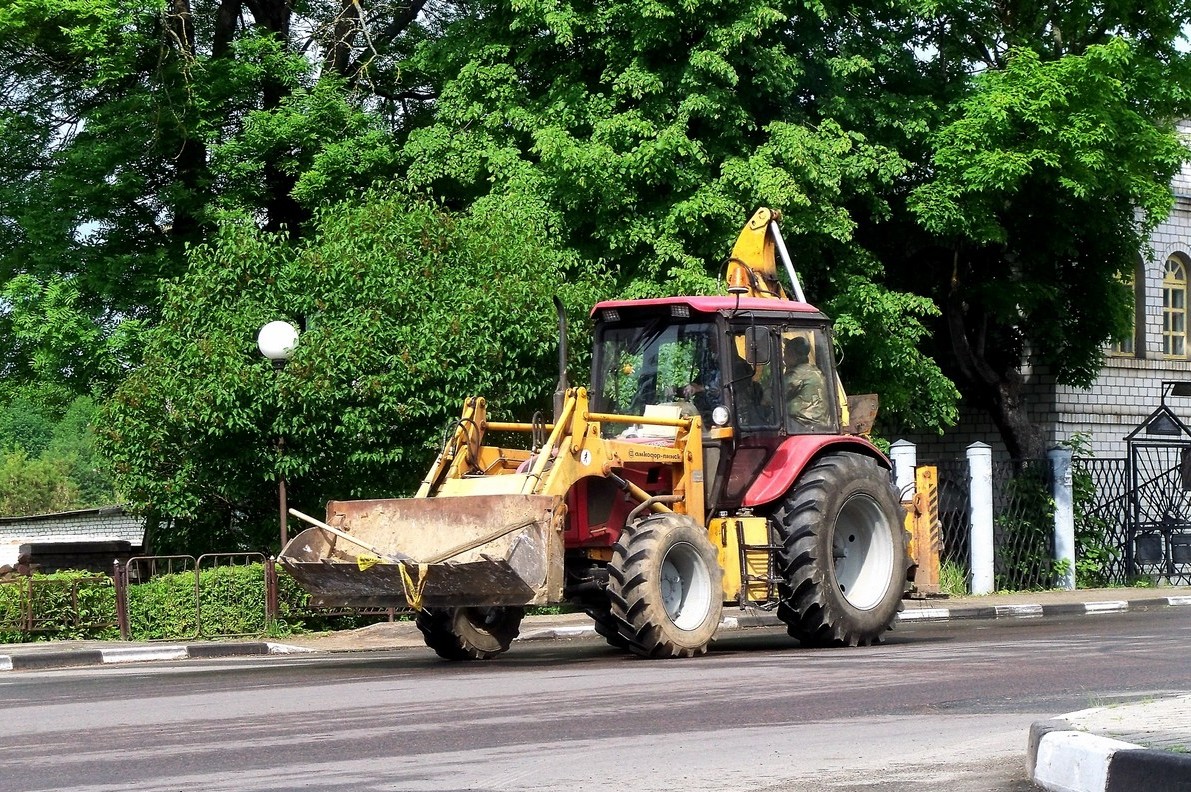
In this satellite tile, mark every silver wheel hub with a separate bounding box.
[659,542,712,631]
[833,494,895,611]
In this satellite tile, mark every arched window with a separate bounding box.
[1163,255,1189,358]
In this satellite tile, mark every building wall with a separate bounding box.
[0,507,146,571]
[0,511,144,545]
[1049,183,1191,459]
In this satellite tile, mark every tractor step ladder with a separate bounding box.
[735,520,782,608]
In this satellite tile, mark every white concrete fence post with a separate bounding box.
[890,439,917,501]
[1049,446,1076,591]
[967,442,995,595]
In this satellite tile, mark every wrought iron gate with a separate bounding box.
[1126,384,1191,585]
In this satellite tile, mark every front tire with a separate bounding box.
[415,606,524,661]
[607,513,723,658]
[774,452,907,647]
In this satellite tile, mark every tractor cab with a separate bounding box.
[590,295,846,514]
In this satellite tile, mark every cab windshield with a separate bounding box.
[593,319,719,436]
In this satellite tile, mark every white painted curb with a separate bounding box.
[897,608,950,621]
[1033,730,1140,792]
[1083,601,1128,614]
[996,604,1044,618]
[0,656,11,672]
[266,642,315,654]
[101,646,189,664]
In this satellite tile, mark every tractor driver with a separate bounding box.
[784,335,828,428]
[680,370,719,422]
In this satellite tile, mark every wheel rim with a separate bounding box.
[659,541,712,630]
[456,607,504,652]
[832,494,894,611]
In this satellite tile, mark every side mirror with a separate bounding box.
[744,326,770,365]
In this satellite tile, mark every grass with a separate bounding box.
[938,561,968,596]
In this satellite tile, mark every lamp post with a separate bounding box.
[257,321,299,550]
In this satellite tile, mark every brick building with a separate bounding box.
[0,506,146,574]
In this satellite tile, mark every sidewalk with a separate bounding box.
[2,586,1189,790]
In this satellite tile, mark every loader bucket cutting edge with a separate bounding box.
[278,494,563,609]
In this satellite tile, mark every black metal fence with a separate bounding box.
[927,455,1133,592]
[991,459,1054,591]
[1072,458,1130,586]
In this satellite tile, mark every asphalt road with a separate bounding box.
[3,610,1190,792]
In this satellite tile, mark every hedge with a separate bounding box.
[0,564,394,643]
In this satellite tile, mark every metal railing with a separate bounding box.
[924,454,1133,593]
[2,555,404,643]
[991,459,1055,591]
[0,574,117,638]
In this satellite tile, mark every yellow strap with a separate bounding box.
[357,553,382,571]
[400,562,430,611]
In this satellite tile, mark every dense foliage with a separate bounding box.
[0,563,388,642]
[3,0,1191,546]
[0,391,116,514]
[100,194,605,551]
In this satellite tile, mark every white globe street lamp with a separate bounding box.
[258,320,300,549]
[257,320,299,369]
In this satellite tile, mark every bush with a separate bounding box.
[128,561,269,640]
[0,562,399,643]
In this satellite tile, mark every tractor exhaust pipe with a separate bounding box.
[553,297,569,422]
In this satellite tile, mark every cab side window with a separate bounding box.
[781,329,832,434]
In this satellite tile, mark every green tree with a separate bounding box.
[399,0,959,433]
[0,0,421,397]
[0,391,118,515]
[888,9,1191,458]
[98,194,606,553]
[0,451,81,515]
[399,0,1191,455]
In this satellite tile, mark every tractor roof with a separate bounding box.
[591,295,829,322]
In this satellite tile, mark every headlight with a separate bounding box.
[712,406,730,426]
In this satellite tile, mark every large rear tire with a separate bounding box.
[415,606,524,661]
[607,513,723,658]
[774,452,907,647]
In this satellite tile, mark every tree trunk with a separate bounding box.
[945,256,1048,461]
[243,0,306,234]
[985,378,1048,461]
[166,0,207,246]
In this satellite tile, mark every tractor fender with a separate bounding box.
[741,435,891,509]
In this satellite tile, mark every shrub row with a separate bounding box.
[0,564,393,643]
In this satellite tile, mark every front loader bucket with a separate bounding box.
[279,495,564,609]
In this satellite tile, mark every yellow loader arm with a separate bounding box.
[280,389,706,610]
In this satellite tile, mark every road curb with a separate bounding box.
[1028,716,1191,792]
[0,641,310,672]
[898,595,1191,624]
